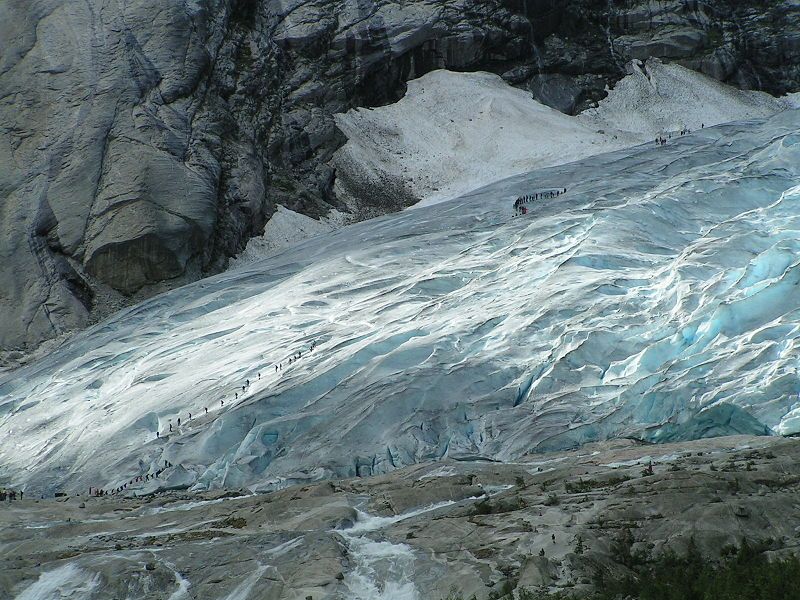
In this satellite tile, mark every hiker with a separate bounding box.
[169,423,172,432]
[205,407,208,414]
[177,418,181,426]
[188,413,191,420]
[552,534,556,544]
[276,365,279,372]
[221,399,225,406]
[157,431,160,438]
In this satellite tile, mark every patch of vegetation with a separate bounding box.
[594,538,800,600]
[472,499,493,516]
[471,496,527,516]
[487,579,517,600]
[543,493,560,506]
[565,475,631,494]
[574,535,585,555]
[216,516,247,529]
[438,540,800,600]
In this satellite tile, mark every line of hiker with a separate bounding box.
[513,188,567,216]
[655,125,700,147]
[155,340,320,440]
[0,488,22,501]
[91,460,176,497]
[280,340,317,370]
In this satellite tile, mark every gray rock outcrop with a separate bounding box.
[3,435,799,599]
[1,0,798,356]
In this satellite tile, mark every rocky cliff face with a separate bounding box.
[1,0,798,356]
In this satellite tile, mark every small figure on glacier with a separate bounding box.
[205,407,208,414]
[169,423,172,433]
[177,418,181,426]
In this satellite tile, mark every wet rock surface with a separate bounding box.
[1,0,799,356]
[3,435,800,599]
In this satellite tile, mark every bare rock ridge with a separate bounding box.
[1,0,799,355]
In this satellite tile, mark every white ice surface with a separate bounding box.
[334,61,791,209]
[1,110,800,496]
[229,206,350,270]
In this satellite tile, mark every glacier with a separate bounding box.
[1,109,800,496]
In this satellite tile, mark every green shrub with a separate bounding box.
[543,493,560,506]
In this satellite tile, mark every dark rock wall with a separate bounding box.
[1,0,798,354]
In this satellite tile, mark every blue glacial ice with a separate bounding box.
[1,110,800,494]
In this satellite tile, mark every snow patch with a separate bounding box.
[334,69,638,209]
[334,61,792,208]
[229,206,350,270]
[582,59,788,139]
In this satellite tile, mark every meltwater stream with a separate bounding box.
[338,501,458,599]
